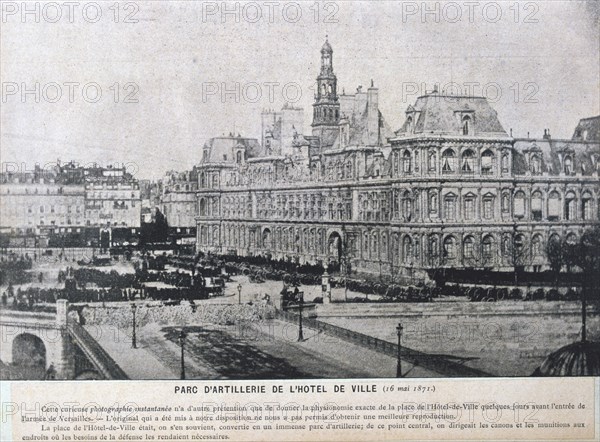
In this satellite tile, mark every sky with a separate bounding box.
[1,0,599,179]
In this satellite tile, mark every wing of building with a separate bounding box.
[188,41,600,279]
[0,162,141,248]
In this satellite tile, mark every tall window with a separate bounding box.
[442,149,456,173]
[464,195,476,220]
[530,155,541,174]
[461,150,475,173]
[406,116,413,133]
[428,151,437,171]
[565,192,576,220]
[402,236,413,264]
[429,236,439,264]
[443,236,456,260]
[429,192,438,215]
[532,234,543,257]
[502,153,510,172]
[481,149,495,175]
[462,115,471,135]
[548,191,561,220]
[444,194,456,220]
[403,150,412,174]
[582,194,592,220]
[513,191,526,218]
[401,191,413,221]
[483,196,494,219]
[564,156,573,174]
[482,235,494,262]
[531,191,543,221]
[502,193,510,212]
[463,236,475,260]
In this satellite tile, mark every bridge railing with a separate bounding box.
[67,320,128,380]
[276,309,490,377]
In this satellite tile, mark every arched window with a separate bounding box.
[402,236,413,264]
[482,235,495,263]
[502,153,510,172]
[513,191,526,218]
[531,234,543,257]
[565,191,577,220]
[428,151,437,171]
[582,192,593,220]
[429,192,438,215]
[463,236,475,260]
[564,156,573,174]
[461,149,475,173]
[429,236,439,264]
[502,193,510,212]
[443,236,456,261]
[442,149,456,173]
[514,234,526,256]
[481,149,495,175]
[547,191,561,220]
[462,115,471,135]
[236,151,243,163]
[482,194,494,219]
[402,150,412,174]
[199,198,206,216]
[406,116,413,133]
[531,191,543,221]
[401,190,413,221]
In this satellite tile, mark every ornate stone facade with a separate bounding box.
[195,40,600,278]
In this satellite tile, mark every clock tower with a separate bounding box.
[312,37,340,146]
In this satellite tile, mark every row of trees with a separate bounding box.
[546,224,600,291]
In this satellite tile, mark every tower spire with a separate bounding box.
[312,38,340,142]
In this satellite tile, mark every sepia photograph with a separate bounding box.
[1,0,599,387]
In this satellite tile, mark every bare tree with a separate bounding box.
[545,235,564,287]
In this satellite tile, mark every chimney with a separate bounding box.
[367,84,379,145]
[543,129,551,140]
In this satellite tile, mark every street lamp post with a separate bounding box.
[179,329,187,380]
[131,303,137,349]
[396,323,403,378]
[237,283,242,305]
[297,291,304,342]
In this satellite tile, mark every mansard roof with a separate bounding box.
[201,136,261,163]
[395,94,508,137]
[513,137,600,175]
[329,94,393,149]
[572,116,600,142]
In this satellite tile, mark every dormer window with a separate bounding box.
[406,116,413,134]
[530,154,541,174]
[462,115,471,135]
[564,155,573,174]
[236,151,243,163]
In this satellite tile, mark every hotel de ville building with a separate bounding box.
[187,39,600,280]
